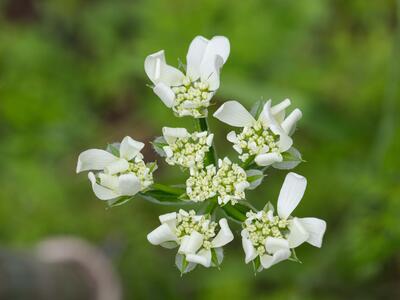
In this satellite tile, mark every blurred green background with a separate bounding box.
[0,0,399,299]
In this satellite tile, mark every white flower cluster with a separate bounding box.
[186,165,217,202]
[145,36,230,118]
[242,173,326,271]
[214,99,302,167]
[185,158,249,205]
[76,136,156,200]
[230,120,279,162]
[147,209,233,270]
[162,127,213,169]
[171,79,213,118]
[77,35,326,274]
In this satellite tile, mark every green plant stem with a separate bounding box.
[196,117,217,165]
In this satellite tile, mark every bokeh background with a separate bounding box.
[1,0,399,299]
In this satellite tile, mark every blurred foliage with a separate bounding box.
[0,0,399,299]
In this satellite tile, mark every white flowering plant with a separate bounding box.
[76,35,326,275]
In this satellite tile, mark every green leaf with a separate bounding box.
[250,99,267,119]
[107,196,134,208]
[273,147,304,170]
[175,253,196,275]
[198,197,218,215]
[211,247,223,269]
[222,202,255,223]
[252,256,261,274]
[106,143,120,156]
[151,136,168,157]
[139,183,189,205]
[288,248,302,264]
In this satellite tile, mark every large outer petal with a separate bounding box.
[186,249,212,268]
[153,83,176,108]
[241,230,257,263]
[147,223,178,245]
[260,249,291,269]
[144,50,184,86]
[178,231,204,255]
[277,172,307,219]
[287,217,310,248]
[298,217,327,248]
[76,149,118,173]
[255,152,282,167]
[119,136,144,161]
[162,127,189,144]
[118,173,142,196]
[260,100,293,151]
[199,36,230,90]
[211,218,234,248]
[213,101,255,127]
[282,109,302,136]
[88,172,119,200]
[186,36,209,80]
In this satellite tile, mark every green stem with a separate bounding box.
[196,117,218,165]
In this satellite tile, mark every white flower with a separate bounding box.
[144,36,230,118]
[241,172,326,271]
[213,99,302,167]
[162,127,213,169]
[213,157,250,205]
[76,136,156,200]
[186,165,217,202]
[147,209,234,269]
[185,157,254,204]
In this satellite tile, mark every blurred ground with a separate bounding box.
[0,0,399,299]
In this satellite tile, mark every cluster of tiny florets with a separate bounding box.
[213,158,249,205]
[185,159,249,204]
[175,210,217,250]
[232,120,279,162]
[165,131,213,169]
[186,165,217,202]
[172,77,213,118]
[128,160,155,189]
[243,210,289,256]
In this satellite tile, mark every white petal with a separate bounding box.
[119,136,144,161]
[211,218,234,248]
[159,212,177,231]
[265,237,289,254]
[287,217,310,248]
[162,127,189,144]
[271,98,291,116]
[235,181,250,193]
[278,134,293,152]
[88,172,119,200]
[76,149,118,173]
[241,231,257,263]
[178,231,203,255]
[147,223,178,245]
[186,36,209,80]
[186,249,212,267]
[254,152,282,166]
[201,55,224,90]
[104,158,129,175]
[277,172,307,219]
[298,217,326,248]
[206,133,214,146]
[260,249,291,269]
[282,109,302,135]
[213,101,255,127]
[260,100,292,151]
[118,173,142,196]
[154,83,176,108]
[99,173,119,190]
[201,36,230,66]
[144,50,184,86]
